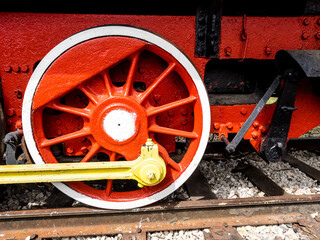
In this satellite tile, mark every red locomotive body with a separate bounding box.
[0,1,319,209]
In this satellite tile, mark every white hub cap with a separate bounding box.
[103,109,137,142]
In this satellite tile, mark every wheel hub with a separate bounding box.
[90,96,148,160]
[103,108,137,142]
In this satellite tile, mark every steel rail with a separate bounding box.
[0,194,320,239]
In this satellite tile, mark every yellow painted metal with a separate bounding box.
[0,139,166,187]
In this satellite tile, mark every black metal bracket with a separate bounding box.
[195,2,222,58]
[225,75,282,153]
[260,71,299,162]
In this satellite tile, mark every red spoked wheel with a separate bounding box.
[22,25,210,209]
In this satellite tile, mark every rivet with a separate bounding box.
[4,65,11,72]
[12,64,20,73]
[264,47,272,55]
[213,123,220,130]
[7,108,15,117]
[181,107,188,116]
[181,119,188,125]
[224,47,232,56]
[55,119,62,126]
[240,108,247,115]
[226,122,233,130]
[21,65,29,73]
[167,109,174,117]
[303,18,310,25]
[56,129,63,136]
[153,94,161,103]
[301,32,309,40]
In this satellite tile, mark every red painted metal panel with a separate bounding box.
[219,16,320,59]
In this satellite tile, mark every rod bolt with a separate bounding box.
[147,170,155,180]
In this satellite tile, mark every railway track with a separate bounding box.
[0,194,319,239]
[0,143,319,240]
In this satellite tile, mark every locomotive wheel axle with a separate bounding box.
[0,139,166,187]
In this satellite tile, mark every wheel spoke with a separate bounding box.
[101,71,113,97]
[137,62,176,104]
[80,142,101,163]
[149,124,198,139]
[105,152,116,197]
[146,96,197,117]
[40,128,91,147]
[78,84,99,105]
[47,101,91,119]
[158,143,181,172]
[123,52,140,96]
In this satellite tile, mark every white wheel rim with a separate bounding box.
[22,25,210,209]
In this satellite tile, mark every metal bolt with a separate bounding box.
[224,47,232,56]
[213,123,220,130]
[252,121,259,128]
[252,131,259,139]
[4,65,11,72]
[56,129,62,136]
[66,147,74,154]
[260,126,267,134]
[147,170,155,180]
[12,64,20,73]
[21,65,29,73]
[81,146,88,154]
[181,107,188,116]
[15,120,22,129]
[303,18,310,25]
[264,47,272,55]
[226,122,233,130]
[153,94,161,103]
[301,32,309,40]
[315,32,320,40]
[181,119,188,125]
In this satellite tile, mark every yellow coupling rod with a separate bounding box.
[0,139,166,188]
